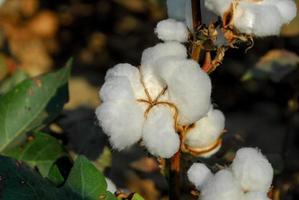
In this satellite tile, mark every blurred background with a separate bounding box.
[0,0,298,199]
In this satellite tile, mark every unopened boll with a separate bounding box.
[231,148,273,192]
[205,0,297,36]
[155,19,188,42]
[187,163,213,190]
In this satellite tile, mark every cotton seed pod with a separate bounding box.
[155,19,188,42]
[231,148,273,192]
[142,106,180,158]
[187,163,213,190]
[201,169,243,200]
[95,101,144,150]
[205,0,297,37]
[185,108,225,150]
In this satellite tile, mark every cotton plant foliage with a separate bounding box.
[205,0,297,36]
[96,19,225,158]
[188,148,273,200]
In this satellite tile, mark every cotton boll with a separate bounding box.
[99,76,135,102]
[231,148,273,192]
[95,101,144,150]
[156,57,212,125]
[142,106,180,158]
[187,163,213,190]
[155,19,188,42]
[274,0,297,23]
[166,0,186,21]
[201,169,243,200]
[243,191,270,200]
[105,178,117,193]
[105,63,145,99]
[185,108,225,149]
[204,0,232,17]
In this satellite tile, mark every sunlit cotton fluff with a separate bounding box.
[231,147,273,192]
[184,107,225,149]
[155,19,188,42]
[205,0,297,36]
[187,148,274,200]
[96,20,215,158]
[187,163,213,190]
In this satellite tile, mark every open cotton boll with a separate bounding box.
[187,163,213,190]
[234,3,283,37]
[243,191,270,200]
[156,57,211,125]
[273,0,297,23]
[166,0,186,21]
[155,19,188,42]
[231,148,273,192]
[201,169,243,200]
[99,76,135,102]
[105,178,117,193]
[185,108,225,149]
[105,63,145,99]
[95,101,144,150]
[204,0,232,17]
[142,106,180,158]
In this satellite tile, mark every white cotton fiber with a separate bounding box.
[105,63,145,99]
[243,191,270,200]
[105,178,117,193]
[185,108,225,149]
[155,19,188,42]
[231,148,273,192]
[187,163,213,190]
[201,169,243,200]
[141,42,187,98]
[95,101,144,150]
[274,0,297,23]
[155,57,212,125]
[204,0,232,17]
[166,0,186,21]
[99,76,135,102]
[142,106,180,158]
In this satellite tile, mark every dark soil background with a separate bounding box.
[0,0,298,199]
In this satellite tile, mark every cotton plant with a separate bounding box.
[95,0,297,199]
[188,148,273,200]
[96,19,225,158]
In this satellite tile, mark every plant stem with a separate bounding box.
[169,151,181,200]
[191,0,202,62]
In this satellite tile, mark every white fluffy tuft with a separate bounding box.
[231,148,274,192]
[185,107,225,149]
[142,106,180,158]
[95,101,144,150]
[105,178,117,193]
[155,19,188,42]
[187,163,213,190]
[243,191,271,200]
[156,57,212,125]
[205,0,232,16]
[201,169,243,200]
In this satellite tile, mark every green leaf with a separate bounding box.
[0,69,28,95]
[242,49,299,82]
[131,193,144,200]
[47,164,65,186]
[65,156,107,200]
[0,60,72,152]
[0,155,81,200]
[3,132,66,177]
